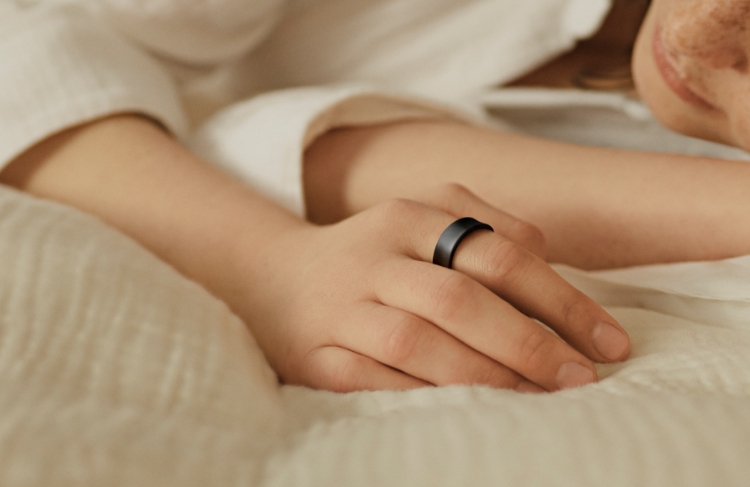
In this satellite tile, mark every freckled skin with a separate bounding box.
[667,2,748,69]
[633,0,750,150]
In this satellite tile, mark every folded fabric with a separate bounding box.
[1,176,749,487]
[1,0,613,212]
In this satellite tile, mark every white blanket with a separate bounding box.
[4,1,749,482]
[1,147,750,485]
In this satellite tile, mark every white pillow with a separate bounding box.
[2,185,749,486]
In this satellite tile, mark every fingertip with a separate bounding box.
[592,321,631,362]
[556,362,597,390]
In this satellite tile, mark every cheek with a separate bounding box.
[632,22,699,135]
[632,8,731,146]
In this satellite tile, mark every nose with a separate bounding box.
[662,0,750,71]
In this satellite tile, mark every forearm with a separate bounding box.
[305,120,750,269]
[0,115,307,322]
[0,114,633,392]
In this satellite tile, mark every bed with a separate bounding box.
[1,88,749,486]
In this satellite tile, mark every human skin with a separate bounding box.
[633,0,750,149]
[305,0,750,270]
[0,116,628,393]
[7,0,747,393]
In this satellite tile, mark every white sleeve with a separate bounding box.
[239,0,613,104]
[189,85,502,217]
[0,3,188,167]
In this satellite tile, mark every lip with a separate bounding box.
[652,25,718,111]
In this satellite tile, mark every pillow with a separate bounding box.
[2,185,749,486]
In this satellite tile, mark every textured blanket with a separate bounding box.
[1,182,749,487]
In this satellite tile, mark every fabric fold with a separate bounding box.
[237,0,613,105]
[190,85,487,216]
[0,4,188,167]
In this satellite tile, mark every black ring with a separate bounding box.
[432,217,494,269]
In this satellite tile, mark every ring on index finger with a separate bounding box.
[433,217,494,269]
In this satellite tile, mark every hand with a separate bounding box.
[251,184,630,392]
[2,117,628,393]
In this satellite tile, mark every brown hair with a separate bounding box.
[573,0,651,90]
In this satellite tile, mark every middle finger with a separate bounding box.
[336,302,544,391]
[375,258,598,391]
[398,205,630,364]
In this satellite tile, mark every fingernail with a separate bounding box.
[556,362,596,390]
[516,381,547,394]
[593,322,629,361]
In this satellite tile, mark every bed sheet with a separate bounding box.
[2,91,750,486]
[0,185,748,487]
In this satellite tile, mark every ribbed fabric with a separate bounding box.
[0,4,188,165]
[1,186,750,486]
[0,187,282,486]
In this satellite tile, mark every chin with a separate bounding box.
[632,12,737,150]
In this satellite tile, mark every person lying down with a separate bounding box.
[1,0,749,394]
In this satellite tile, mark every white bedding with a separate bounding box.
[2,167,750,486]
[2,92,750,486]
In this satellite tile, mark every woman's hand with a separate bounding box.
[253,184,630,392]
[2,115,628,394]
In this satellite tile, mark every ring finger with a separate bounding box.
[337,302,546,391]
[375,258,597,392]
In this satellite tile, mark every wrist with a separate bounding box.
[2,113,314,323]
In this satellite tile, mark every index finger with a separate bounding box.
[404,206,630,364]
[453,233,630,363]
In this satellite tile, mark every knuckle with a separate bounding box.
[326,355,365,393]
[516,328,553,372]
[484,240,532,287]
[375,198,420,223]
[560,295,589,332]
[510,221,547,258]
[431,273,478,322]
[439,182,471,200]
[433,183,472,214]
[382,316,425,366]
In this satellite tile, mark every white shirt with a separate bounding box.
[0,0,611,214]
